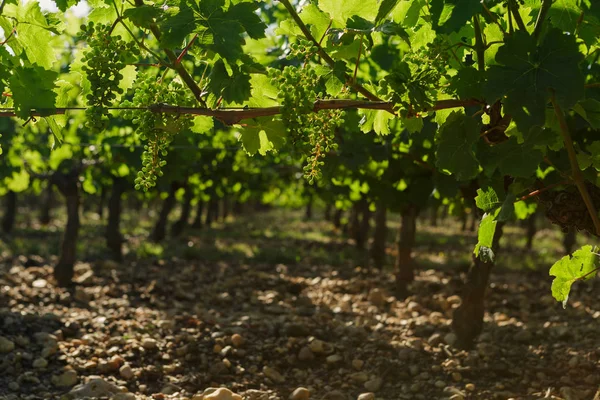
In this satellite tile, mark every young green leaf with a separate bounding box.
[549,245,598,308]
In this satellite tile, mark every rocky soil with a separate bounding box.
[1,213,599,400]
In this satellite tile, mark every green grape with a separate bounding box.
[121,73,195,191]
[79,22,139,134]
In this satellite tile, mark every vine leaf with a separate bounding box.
[318,0,378,26]
[435,111,480,181]
[429,0,482,34]
[9,65,57,119]
[573,99,600,130]
[549,245,598,308]
[475,187,500,213]
[240,118,286,156]
[474,213,497,262]
[485,29,584,133]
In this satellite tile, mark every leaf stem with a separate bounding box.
[533,0,553,41]
[509,0,527,32]
[278,0,382,102]
[550,90,600,236]
[473,15,486,71]
[133,0,206,106]
[517,180,570,202]
[0,0,6,16]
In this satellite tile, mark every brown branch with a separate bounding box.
[550,90,600,236]
[278,0,382,102]
[533,0,553,41]
[133,0,205,106]
[517,180,570,202]
[0,98,482,125]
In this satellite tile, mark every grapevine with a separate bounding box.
[79,22,140,133]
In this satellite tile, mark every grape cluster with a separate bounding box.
[288,38,319,59]
[80,22,140,133]
[121,74,194,191]
[269,65,343,183]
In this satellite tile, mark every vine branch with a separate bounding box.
[473,15,485,72]
[278,0,382,102]
[0,98,483,125]
[550,90,600,236]
[533,0,553,41]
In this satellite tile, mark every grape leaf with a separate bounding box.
[449,67,483,99]
[358,109,393,135]
[573,99,600,129]
[54,0,80,12]
[497,193,516,222]
[474,212,497,262]
[318,0,378,27]
[475,187,500,213]
[207,60,251,104]
[485,29,585,133]
[240,118,286,156]
[430,0,482,34]
[435,111,480,181]
[123,5,161,29]
[9,65,57,119]
[549,245,598,308]
[375,0,401,25]
[496,137,544,178]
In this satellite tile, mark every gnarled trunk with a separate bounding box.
[305,194,313,221]
[191,200,204,229]
[370,200,387,269]
[563,229,576,254]
[525,213,537,251]
[40,183,54,225]
[150,182,179,242]
[452,222,505,349]
[97,185,106,220]
[171,184,193,237]
[205,198,219,227]
[106,177,127,261]
[395,205,419,298]
[2,191,16,234]
[333,208,343,229]
[355,198,370,250]
[429,204,438,227]
[53,171,80,287]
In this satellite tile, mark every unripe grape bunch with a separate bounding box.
[79,22,140,133]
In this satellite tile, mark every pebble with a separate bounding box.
[263,366,285,383]
[368,288,387,307]
[444,333,457,346]
[52,370,78,388]
[231,334,244,347]
[326,354,343,364]
[309,339,327,354]
[428,333,443,346]
[357,393,374,400]
[350,372,369,383]
[514,330,532,342]
[202,388,243,400]
[434,380,446,388]
[8,381,19,391]
[364,377,382,392]
[322,391,346,400]
[142,337,158,350]
[352,359,364,370]
[120,364,135,380]
[289,387,310,400]
[298,346,315,361]
[67,378,122,398]
[0,336,15,353]
[33,357,48,369]
[112,394,137,400]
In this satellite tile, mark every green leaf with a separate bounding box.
[6,169,30,193]
[123,5,161,28]
[240,118,286,155]
[435,111,480,181]
[496,137,544,178]
[474,213,497,262]
[475,187,500,213]
[514,201,537,220]
[9,65,57,119]
[430,0,482,34]
[573,99,600,129]
[485,29,585,133]
[358,109,393,135]
[191,116,214,134]
[375,0,401,24]
[550,245,598,308]
[299,4,331,41]
[497,193,516,222]
[207,60,251,104]
[318,0,379,26]
[44,116,63,148]
[449,67,483,99]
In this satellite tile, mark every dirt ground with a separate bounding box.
[1,210,599,400]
